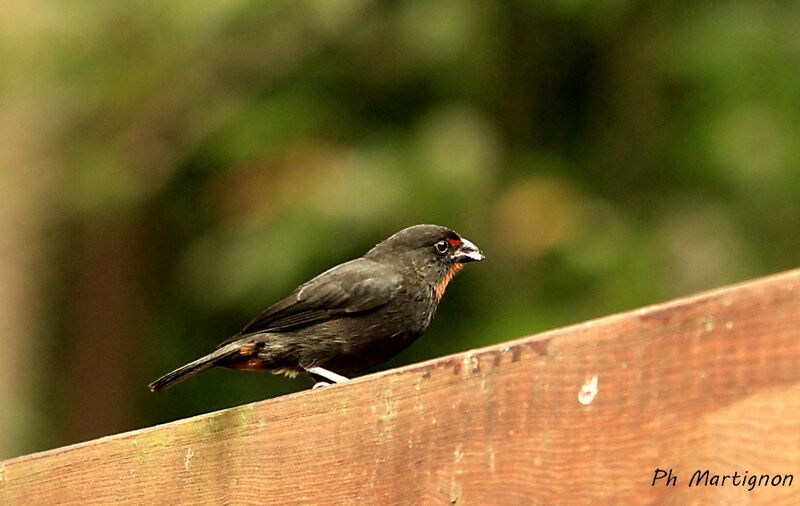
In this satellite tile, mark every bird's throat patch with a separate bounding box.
[434,263,464,300]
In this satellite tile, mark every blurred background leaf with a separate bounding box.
[1,0,798,459]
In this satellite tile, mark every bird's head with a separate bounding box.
[365,224,484,296]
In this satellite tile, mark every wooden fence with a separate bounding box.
[2,269,800,504]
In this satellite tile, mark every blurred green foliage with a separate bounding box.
[2,0,799,457]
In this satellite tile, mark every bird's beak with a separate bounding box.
[452,237,484,263]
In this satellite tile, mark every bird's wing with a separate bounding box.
[218,259,402,346]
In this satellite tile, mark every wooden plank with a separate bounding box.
[2,269,800,504]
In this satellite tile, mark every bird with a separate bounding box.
[148,224,484,392]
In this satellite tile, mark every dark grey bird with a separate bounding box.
[148,224,484,392]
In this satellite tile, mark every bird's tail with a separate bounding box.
[148,341,245,392]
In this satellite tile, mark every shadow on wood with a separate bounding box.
[2,269,800,504]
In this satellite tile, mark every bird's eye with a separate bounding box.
[434,240,449,254]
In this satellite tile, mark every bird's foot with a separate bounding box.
[312,381,332,389]
[306,366,350,384]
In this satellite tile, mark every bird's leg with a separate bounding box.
[306,366,350,385]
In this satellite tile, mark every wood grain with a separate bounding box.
[3,269,800,505]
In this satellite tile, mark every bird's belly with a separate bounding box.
[315,329,420,377]
[238,294,439,377]
[297,301,434,375]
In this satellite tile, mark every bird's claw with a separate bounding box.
[312,381,332,389]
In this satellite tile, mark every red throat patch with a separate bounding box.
[434,263,464,300]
